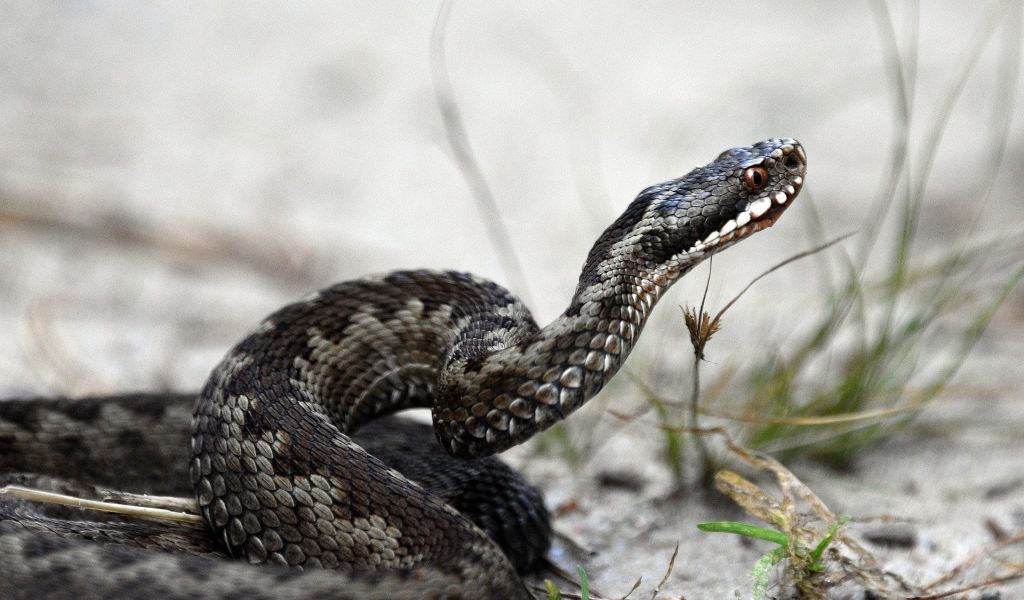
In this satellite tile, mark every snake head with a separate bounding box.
[642,137,806,265]
[573,138,806,304]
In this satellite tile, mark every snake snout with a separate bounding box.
[776,139,807,183]
[784,146,806,174]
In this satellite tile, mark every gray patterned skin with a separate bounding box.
[0,394,195,495]
[0,394,547,571]
[0,396,548,598]
[2,138,805,599]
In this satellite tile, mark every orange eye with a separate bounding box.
[742,166,768,191]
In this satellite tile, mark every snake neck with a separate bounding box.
[434,253,695,459]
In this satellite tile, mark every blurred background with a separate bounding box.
[1,1,1022,596]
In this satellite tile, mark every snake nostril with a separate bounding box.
[784,154,803,172]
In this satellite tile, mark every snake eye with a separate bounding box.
[742,166,769,191]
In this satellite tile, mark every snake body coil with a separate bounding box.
[1,138,806,599]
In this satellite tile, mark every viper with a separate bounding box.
[0,138,806,599]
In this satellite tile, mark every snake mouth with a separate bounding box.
[691,143,805,254]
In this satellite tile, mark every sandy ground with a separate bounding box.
[1,2,1022,598]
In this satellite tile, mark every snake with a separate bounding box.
[0,138,805,599]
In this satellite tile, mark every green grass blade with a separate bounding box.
[576,565,590,600]
[809,516,850,571]
[697,521,789,546]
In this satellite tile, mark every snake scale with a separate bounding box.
[0,138,805,599]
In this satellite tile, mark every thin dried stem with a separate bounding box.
[648,543,679,600]
[1,485,203,526]
[712,232,854,325]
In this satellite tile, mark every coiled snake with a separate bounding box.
[0,138,806,599]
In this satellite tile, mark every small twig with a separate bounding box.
[910,572,1024,600]
[1,485,204,526]
[618,576,643,600]
[100,490,201,515]
[921,531,1024,591]
[687,257,714,479]
[697,398,932,426]
[711,232,855,325]
[677,235,852,486]
[648,543,679,600]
